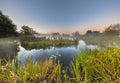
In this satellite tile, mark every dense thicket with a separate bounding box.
[0,11,18,37]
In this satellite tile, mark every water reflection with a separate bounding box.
[0,41,18,63]
[17,40,97,66]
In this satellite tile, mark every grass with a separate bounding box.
[0,58,62,83]
[20,36,78,49]
[68,48,120,83]
[0,48,120,83]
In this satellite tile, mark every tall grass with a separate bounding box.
[0,48,120,83]
[0,58,61,83]
[69,48,120,83]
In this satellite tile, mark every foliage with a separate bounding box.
[72,31,80,36]
[20,26,36,35]
[52,32,60,36]
[85,30,100,36]
[72,31,81,39]
[0,11,18,37]
[104,24,120,36]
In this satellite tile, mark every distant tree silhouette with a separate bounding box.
[0,11,18,37]
[85,30,100,36]
[86,30,92,35]
[92,31,101,35]
[72,31,80,36]
[72,31,81,39]
[52,32,60,36]
[104,24,120,36]
[20,25,35,35]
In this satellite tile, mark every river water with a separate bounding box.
[17,40,97,66]
[0,40,97,66]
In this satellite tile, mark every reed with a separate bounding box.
[69,48,120,83]
[0,58,62,83]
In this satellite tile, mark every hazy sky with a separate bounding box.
[0,0,120,34]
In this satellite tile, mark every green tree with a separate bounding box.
[85,30,100,36]
[0,11,18,37]
[20,25,34,35]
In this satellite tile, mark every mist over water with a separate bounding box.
[0,40,18,60]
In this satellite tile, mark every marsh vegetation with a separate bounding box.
[0,48,120,83]
[20,36,78,49]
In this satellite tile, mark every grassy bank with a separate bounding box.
[20,36,78,49]
[0,48,120,83]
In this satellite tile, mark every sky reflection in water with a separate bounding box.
[17,40,97,66]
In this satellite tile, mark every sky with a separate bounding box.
[0,0,120,34]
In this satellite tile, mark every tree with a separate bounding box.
[85,30,100,36]
[104,24,120,36]
[72,31,80,36]
[20,25,35,35]
[72,31,81,39]
[85,30,92,35]
[92,31,100,35]
[0,11,18,37]
[52,32,60,36]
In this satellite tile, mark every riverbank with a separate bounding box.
[20,36,78,49]
[0,48,120,83]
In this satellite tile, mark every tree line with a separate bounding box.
[0,10,120,37]
[0,11,37,37]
